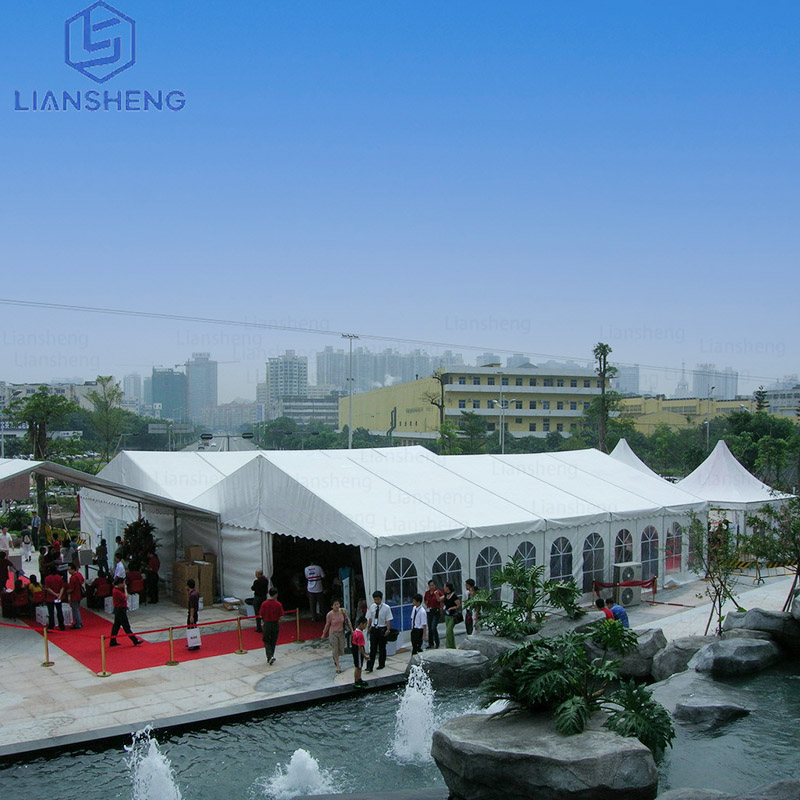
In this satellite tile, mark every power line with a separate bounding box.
[0,297,788,386]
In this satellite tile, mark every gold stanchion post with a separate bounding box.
[234,617,247,654]
[41,627,54,667]
[296,608,303,642]
[166,626,179,666]
[97,634,111,678]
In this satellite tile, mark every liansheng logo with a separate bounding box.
[13,1,186,113]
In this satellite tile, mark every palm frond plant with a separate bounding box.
[465,556,584,640]
[481,620,674,756]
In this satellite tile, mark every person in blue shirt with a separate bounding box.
[605,597,630,628]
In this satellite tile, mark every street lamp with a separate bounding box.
[492,395,516,455]
[705,386,715,452]
[342,333,359,449]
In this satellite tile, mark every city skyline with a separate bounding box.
[1,2,798,402]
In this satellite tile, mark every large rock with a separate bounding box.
[534,610,606,639]
[657,781,800,800]
[432,712,657,800]
[409,649,490,687]
[648,669,755,729]
[691,639,781,676]
[720,629,772,642]
[585,628,668,679]
[458,632,520,662]
[722,608,800,649]
[651,636,715,682]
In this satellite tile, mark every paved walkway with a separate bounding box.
[0,565,794,760]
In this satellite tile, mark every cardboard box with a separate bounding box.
[185,545,204,562]
[173,561,199,606]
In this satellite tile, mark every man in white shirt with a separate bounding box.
[365,590,393,672]
[304,563,325,621]
[0,527,12,556]
[112,554,126,581]
[410,593,428,655]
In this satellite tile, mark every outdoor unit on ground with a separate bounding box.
[613,561,642,607]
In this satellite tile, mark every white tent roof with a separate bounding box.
[677,440,792,509]
[81,446,708,548]
[609,438,663,480]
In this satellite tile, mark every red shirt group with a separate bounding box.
[68,571,85,603]
[44,573,65,600]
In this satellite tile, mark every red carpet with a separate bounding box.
[22,609,325,675]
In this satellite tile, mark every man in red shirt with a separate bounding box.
[109,577,143,647]
[259,587,284,665]
[67,563,85,629]
[44,571,66,631]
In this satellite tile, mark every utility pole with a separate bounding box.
[342,333,359,449]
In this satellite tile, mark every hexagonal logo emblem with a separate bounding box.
[65,2,135,84]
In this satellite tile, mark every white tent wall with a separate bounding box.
[139,505,179,590]
[219,524,265,603]
[79,489,139,550]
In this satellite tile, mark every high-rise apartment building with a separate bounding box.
[611,364,640,396]
[151,367,186,421]
[693,364,739,401]
[123,373,142,410]
[266,351,308,402]
[185,352,218,422]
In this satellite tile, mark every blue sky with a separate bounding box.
[1,1,798,400]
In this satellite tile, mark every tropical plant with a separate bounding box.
[745,497,800,611]
[119,517,158,571]
[465,556,584,640]
[481,621,674,755]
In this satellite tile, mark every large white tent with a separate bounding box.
[609,438,663,480]
[75,446,708,629]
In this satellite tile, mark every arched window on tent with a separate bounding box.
[582,533,604,594]
[641,526,659,581]
[665,523,683,573]
[550,537,573,583]
[514,541,536,569]
[385,558,417,632]
[431,552,462,595]
[475,546,502,600]
[614,529,633,564]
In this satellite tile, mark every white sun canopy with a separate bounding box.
[609,438,663,480]
[677,440,793,510]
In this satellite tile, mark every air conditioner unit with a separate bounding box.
[613,561,642,607]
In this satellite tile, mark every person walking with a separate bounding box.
[95,539,110,578]
[464,578,477,636]
[442,583,461,649]
[259,587,284,665]
[145,551,160,604]
[351,616,368,688]
[21,529,33,562]
[0,526,12,556]
[67,563,85,629]
[30,512,41,550]
[322,598,353,673]
[251,569,269,633]
[365,590,393,672]
[44,570,66,631]
[409,594,428,655]
[304,562,325,621]
[109,578,143,647]
[424,579,443,649]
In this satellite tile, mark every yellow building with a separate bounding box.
[340,365,602,444]
[619,396,756,435]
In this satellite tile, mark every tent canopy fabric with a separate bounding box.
[80,446,708,547]
[677,440,793,509]
[609,438,663,480]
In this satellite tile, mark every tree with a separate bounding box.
[456,411,488,454]
[86,376,125,463]
[592,342,620,453]
[481,622,674,754]
[437,420,462,455]
[754,435,789,486]
[754,386,768,413]
[688,512,744,635]
[421,370,447,426]
[465,556,583,640]
[745,497,800,611]
[119,517,158,572]
[8,387,78,530]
